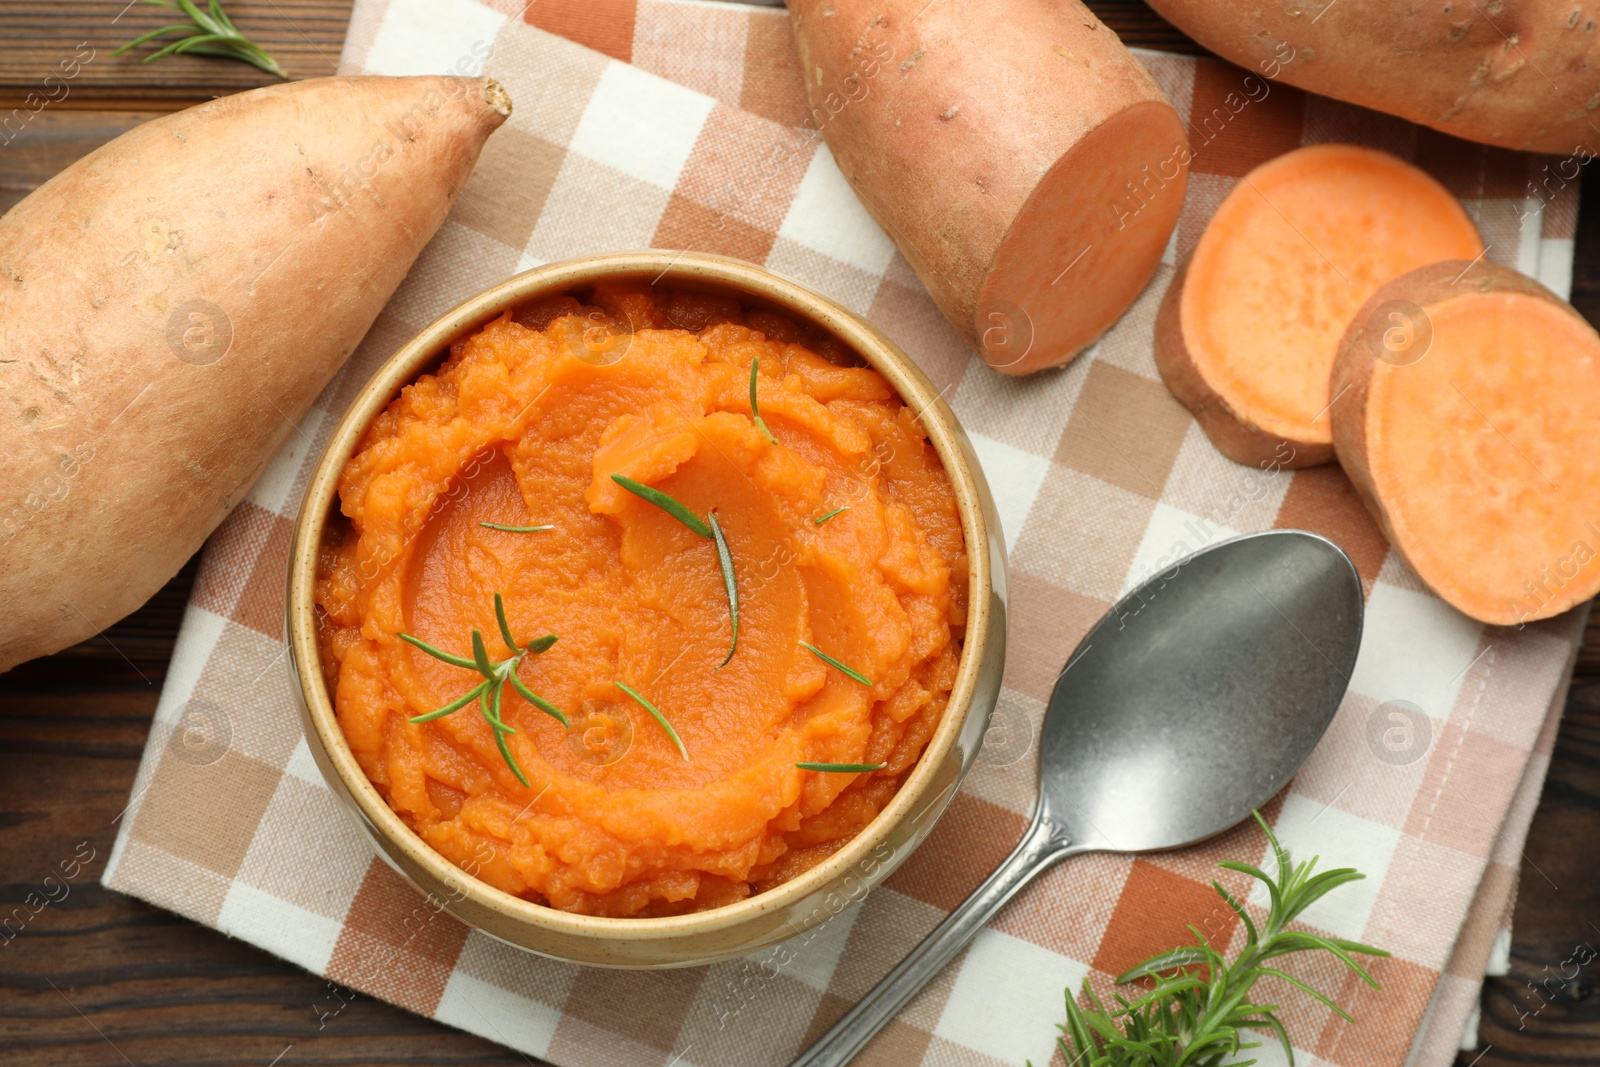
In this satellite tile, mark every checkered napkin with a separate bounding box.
[102,1,1589,1063]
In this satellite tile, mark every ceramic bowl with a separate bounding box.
[286,251,1007,967]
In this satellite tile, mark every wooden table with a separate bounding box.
[1,2,1597,1063]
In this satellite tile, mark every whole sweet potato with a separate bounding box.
[1146,0,1600,154]
[0,75,510,671]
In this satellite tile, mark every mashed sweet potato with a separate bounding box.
[315,282,966,916]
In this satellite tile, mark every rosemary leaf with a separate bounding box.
[409,681,488,724]
[795,762,885,773]
[815,506,850,525]
[615,681,689,760]
[610,474,712,538]
[114,0,287,78]
[1257,966,1356,1022]
[480,675,513,733]
[750,357,778,444]
[492,712,532,787]
[801,641,874,686]
[399,632,477,671]
[470,629,494,677]
[709,509,739,668]
[479,522,554,533]
[119,24,198,52]
[525,633,559,654]
[493,592,519,653]
[155,32,229,60]
[509,670,569,727]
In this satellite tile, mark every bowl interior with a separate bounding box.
[288,251,998,947]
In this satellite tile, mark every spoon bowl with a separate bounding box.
[794,529,1363,1066]
[1042,529,1364,855]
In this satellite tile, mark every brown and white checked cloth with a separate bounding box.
[103,2,1589,1064]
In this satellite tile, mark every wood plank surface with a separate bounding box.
[0,2,1596,1064]
[0,0,351,107]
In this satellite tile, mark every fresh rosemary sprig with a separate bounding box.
[611,474,710,537]
[801,640,873,686]
[815,506,850,525]
[114,0,287,78]
[750,357,778,444]
[796,761,885,773]
[401,592,564,787]
[1049,811,1389,1066]
[708,510,739,668]
[611,473,739,664]
[480,521,554,533]
[615,681,689,760]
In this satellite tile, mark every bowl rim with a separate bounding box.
[287,250,995,943]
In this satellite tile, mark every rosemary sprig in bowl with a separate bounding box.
[615,681,689,760]
[750,357,779,444]
[114,0,288,79]
[1047,812,1389,1066]
[801,641,873,686]
[400,591,564,787]
[611,474,739,666]
[480,521,553,533]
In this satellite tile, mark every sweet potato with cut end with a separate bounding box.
[0,75,511,671]
[1331,260,1600,625]
[1156,144,1482,468]
[789,0,1189,374]
[1145,0,1600,154]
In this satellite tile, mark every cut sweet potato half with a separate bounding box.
[1156,144,1483,468]
[789,0,1190,375]
[1332,260,1600,625]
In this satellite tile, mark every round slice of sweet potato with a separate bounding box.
[1157,144,1483,468]
[1331,260,1600,624]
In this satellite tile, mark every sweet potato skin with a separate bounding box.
[0,75,509,671]
[1146,0,1600,154]
[789,0,1189,373]
[1331,260,1597,624]
[1154,257,1334,469]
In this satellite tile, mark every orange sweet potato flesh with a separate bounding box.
[317,285,966,916]
[1332,260,1600,624]
[789,0,1189,374]
[0,76,510,671]
[1157,144,1482,468]
[1145,0,1600,154]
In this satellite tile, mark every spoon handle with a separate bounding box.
[790,809,1075,1067]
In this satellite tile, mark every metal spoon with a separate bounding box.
[792,529,1363,1067]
